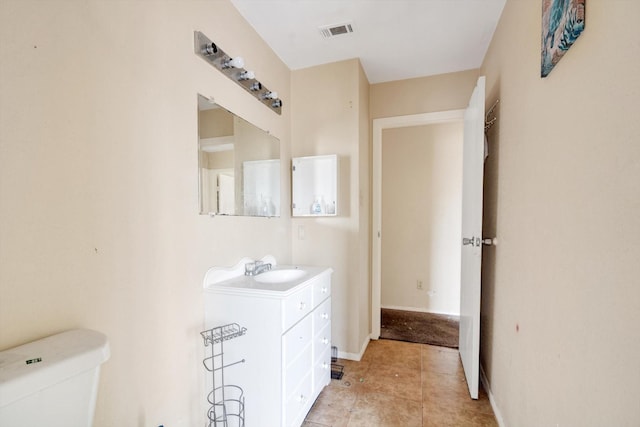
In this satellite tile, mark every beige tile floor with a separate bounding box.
[303,339,498,427]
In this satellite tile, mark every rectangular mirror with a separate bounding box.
[198,95,280,216]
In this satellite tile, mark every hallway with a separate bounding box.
[303,339,497,426]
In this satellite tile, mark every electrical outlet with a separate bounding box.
[417,280,423,290]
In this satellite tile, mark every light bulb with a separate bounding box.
[262,91,278,100]
[238,70,255,80]
[223,56,244,69]
[250,82,262,91]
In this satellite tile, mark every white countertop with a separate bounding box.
[204,260,331,297]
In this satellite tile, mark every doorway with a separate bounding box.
[371,109,465,340]
[372,77,486,400]
[378,121,464,348]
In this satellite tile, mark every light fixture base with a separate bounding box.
[194,31,282,115]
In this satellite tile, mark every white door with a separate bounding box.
[217,173,235,215]
[459,76,486,399]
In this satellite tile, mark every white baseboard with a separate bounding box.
[337,336,370,361]
[381,305,460,317]
[480,363,506,427]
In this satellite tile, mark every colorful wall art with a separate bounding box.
[541,0,586,77]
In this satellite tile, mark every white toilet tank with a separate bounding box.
[0,329,110,427]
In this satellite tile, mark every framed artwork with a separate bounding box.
[541,0,586,77]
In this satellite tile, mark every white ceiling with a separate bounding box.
[230,0,506,84]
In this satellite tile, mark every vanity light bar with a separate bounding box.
[194,31,283,115]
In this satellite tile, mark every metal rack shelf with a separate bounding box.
[201,323,247,427]
[201,323,247,346]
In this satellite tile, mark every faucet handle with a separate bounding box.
[244,262,256,276]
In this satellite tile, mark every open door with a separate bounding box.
[459,76,485,399]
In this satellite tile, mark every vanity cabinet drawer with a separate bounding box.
[284,345,312,400]
[313,346,332,395]
[312,277,331,306]
[284,372,313,427]
[283,285,313,331]
[313,298,331,332]
[313,322,331,362]
[283,315,312,368]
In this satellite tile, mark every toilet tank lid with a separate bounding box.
[0,329,110,408]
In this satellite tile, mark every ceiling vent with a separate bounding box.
[319,22,354,39]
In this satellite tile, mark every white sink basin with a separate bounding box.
[254,269,306,283]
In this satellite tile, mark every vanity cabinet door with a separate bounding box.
[313,346,332,396]
[312,277,331,306]
[312,298,332,396]
[285,372,313,427]
[313,322,331,362]
[283,345,313,406]
[283,315,312,368]
[313,298,331,331]
[282,285,313,331]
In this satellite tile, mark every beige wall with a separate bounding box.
[290,59,370,357]
[381,122,463,315]
[205,151,233,170]
[199,108,233,138]
[370,69,479,119]
[0,1,291,425]
[480,1,640,425]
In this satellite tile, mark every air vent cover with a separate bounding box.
[319,22,354,39]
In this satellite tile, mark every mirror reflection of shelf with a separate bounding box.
[292,154,338,217]
[243,159,280,217]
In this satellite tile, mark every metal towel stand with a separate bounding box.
[201,323,247,427]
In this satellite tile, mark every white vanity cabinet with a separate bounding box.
[203,262,332,427]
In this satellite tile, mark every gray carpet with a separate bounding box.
[380,308,460,348]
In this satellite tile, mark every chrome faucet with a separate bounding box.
[245,260,272,276]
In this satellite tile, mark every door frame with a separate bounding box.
[371,109,465,339]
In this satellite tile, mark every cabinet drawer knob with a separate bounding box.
[322,362,329,369]
[297,394,306,403]
[321,286,328,293]
[321,313,329,320]
[322,337,329,345]
[298,301,306,310]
